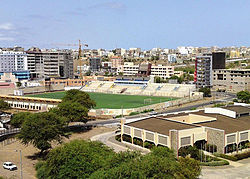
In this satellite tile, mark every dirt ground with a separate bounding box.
[0,126,115,179]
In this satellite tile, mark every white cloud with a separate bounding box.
[0,37,14,41]
[0,23,14,30]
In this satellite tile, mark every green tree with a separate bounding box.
[155,76,161,83]
[56,102,89,123]
[52,90,96,123]
[237,91,250,103]
[36,142,201,179]
[118,72,123,76]
[17,112,67,154]
[0,99,10,110]
[177,157,201,179]
[36,140,114,179]
[199,87,211,97]
[10,112,32,128]
[16,81,22,87]
[61,89,96,109]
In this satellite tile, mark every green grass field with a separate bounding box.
[26,91,177,109]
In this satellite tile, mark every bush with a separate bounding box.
[205,144,217,153]
[178,146,202,160]
[233,99,238,102]
[115,115,122,118]
[214,153,237,161]
[133,138,143,147]
[115,135,121,142]
[129,112,140,116]
[122,134,132,143]
[200,160,229,166]
[234,151,250,160]
[214,103,226,107]
[144,141,155,149]
[142,109,154,113]
[215,151,250,161]
[201,155,220,162]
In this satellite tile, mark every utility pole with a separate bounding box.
[20,150,23,179]
[121,105,124,118]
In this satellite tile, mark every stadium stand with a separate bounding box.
[80,78,196,98]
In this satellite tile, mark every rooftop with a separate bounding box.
[127,117,198,136]
[222,106,250,114]
[162,110,250,134]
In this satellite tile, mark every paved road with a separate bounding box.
[201,158,250,179]
[73,93,235,127]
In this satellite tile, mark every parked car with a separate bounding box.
[3,162,17,171]
[149,111,158,116]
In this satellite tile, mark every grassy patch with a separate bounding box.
[26,92,177,109]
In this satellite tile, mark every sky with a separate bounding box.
[0,0,250,50]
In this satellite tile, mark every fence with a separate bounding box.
[0,128,20,138]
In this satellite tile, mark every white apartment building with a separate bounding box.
[123,62,139,76]
[150,65,174,79]
[0,51,28,72]
[168,54,177,63]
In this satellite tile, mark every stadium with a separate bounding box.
[24,77,202,116]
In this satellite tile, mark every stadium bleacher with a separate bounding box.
[80,79,196,98]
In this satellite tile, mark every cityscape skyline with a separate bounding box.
[0,0,250,49]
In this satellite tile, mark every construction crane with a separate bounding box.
[52,40,88,79]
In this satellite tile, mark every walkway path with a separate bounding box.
[90,131,150,154]
[201,158,250,179]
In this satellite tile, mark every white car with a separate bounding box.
[3,162,17,171]
[149,111,158,116]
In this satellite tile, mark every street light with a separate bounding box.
[15,149,23,179]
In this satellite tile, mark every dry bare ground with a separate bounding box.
[0,126,115,179]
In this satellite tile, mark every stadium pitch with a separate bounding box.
[26,91,177,109]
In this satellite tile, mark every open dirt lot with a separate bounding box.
[0,126,115,179]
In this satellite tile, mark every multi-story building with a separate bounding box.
[26,48,73,79]
[123,62,139,76]
[0,51,28,72]
[194,52,225,88]
[111,56,123,68]
[212,69,250,92]
[89,57,101,72]
[43,50,73,78]
[26,47,44,79]
[150,65,174,79]
[194,54,213,88]
[168,54,177,63]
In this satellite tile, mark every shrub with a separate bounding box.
[234,151,250,160]
[115,115,122,118]
[115,135,121,142]
[129,112,140,116]
[122,134,132,143]
[233,99,238,102]
[142,109,154,113]
[205,144,217,153]
[144,141,155,149]
[133,138,143,147]
[178,146,202,160]
[201,155,220,162]
[200,160,229,166]
[214,103,226,107]
[214,153,237,161]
